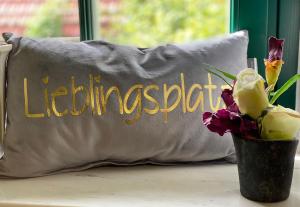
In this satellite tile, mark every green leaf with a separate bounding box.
[205,68,233,87]
[215,68,237,80]
[201,63,236,80]
[270,74,300,104]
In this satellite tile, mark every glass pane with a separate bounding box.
[97,0,230,47]
[0,0,80,39]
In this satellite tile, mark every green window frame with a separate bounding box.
[231,0,299,109]
[78,0,300,108]
[78,0,97,41]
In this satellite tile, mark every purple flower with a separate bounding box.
[221,89,234,107]
[268,36,284,62]
[203,88,259,139]
[203,109,241,136]
[203,110,258,139]
[221,88,239,113]
[227,103,239,113]
[203,112,227,136]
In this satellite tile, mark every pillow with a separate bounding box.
[0,31,248,178]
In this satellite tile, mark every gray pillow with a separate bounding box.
[0,31,248,178]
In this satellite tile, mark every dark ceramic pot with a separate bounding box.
[232,134,298,202]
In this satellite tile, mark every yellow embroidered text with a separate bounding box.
[23,73,225,124]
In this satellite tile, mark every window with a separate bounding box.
[231,0,299,109]
[0,0,80,40]
[1,0,299,109]
[97,0,230,47]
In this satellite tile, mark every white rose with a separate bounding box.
[233,68,269,119]
[261,105,300,140]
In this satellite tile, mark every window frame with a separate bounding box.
[230,0,299,108]
[78,0,98,41]
[79,0,300,108]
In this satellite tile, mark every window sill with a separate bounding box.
[0,156,299,207]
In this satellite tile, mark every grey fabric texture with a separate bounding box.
[0,31,248,178]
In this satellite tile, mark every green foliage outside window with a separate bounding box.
[25,0,66,37]
[24,0,228,45]
[101,0,228,47]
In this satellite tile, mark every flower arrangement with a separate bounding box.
[203,37,300,140]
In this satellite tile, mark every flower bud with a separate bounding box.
[233,69,269,119]
[265,37,284,90]
[265,60,284,91]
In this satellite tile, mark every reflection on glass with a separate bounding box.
[98,0,230,47]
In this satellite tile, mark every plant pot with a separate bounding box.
[232,134,299,202]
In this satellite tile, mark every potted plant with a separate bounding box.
[203,37,300,202]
